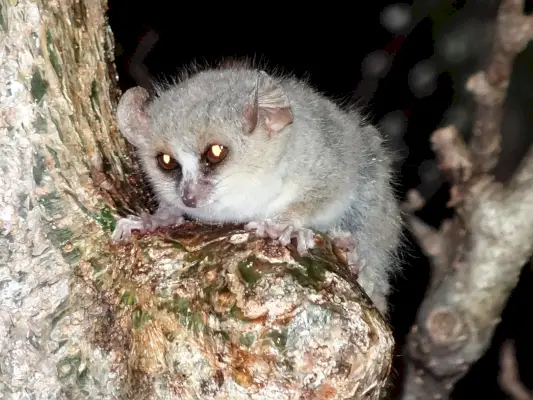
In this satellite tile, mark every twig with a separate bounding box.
[498,340,533,400]
[401,189,426,213]
[430,125,476,206]
[403,214,443,261]
[430,126,475,183]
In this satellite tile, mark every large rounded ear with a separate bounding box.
[243,71,293,135]
[116,86,151,148]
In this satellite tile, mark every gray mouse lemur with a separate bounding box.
[112,64,402,315]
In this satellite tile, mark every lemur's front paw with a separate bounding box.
[111,214,143,243]
[111,212,185,243]
[244,220,316,255]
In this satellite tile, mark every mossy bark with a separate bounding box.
[0,1,394,399]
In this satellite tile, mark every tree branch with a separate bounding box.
[467,0,533,172]
[403,214,444,266]
[401,0,533,398]
[429,125,477,208]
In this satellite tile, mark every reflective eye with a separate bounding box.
[205,144,229,165]
[156,153,180,170]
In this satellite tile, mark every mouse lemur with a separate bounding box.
[112,63,402,315]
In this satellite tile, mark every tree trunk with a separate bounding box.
[0,1,394,399]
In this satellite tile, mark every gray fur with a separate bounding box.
[113,64,402,316]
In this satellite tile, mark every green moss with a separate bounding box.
[48,227,73,247]
[18,192,29,210]
[171,241,185,250]
[237,257,262,285]
[57,354,81,380]
[95,205,116,232]
[215,329,230,342]
[45,145,61,168]
[33,114,47,133]
[202,284,215,299]
[299,255,327,281]
[0,3,7,32]
[239,332,255,348]
[90,259,104,273]
[49,297,70,329]
[30,70,48,103]
[307,260,327,283]
[63,246,82,266]
[76,366,89,387]
[84,259,107,284]
[184,247,215,264]
[230,303,246,321]
[288,254,327,290]
[172,297,190,313]
[132,308,153,329]
[120,290,137,306]
[45,29,62,78]
[33,155,46,185]
[288,268,315,289]
[167,296,204,333]
[180,311,204,333]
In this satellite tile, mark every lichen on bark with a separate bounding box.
[75,223,394,399]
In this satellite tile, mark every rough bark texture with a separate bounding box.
[401,0,533,398]
[81,224,394,399]
[0,1,394,399]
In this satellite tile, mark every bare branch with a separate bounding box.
[468,0,533,171]
[430,126,475,185]
[402,141,533,400]
[401,1,533,398]
[499,340,533,400]
[403,214,443,261]
[401,189,426,213]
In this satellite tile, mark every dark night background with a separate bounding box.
[107,1,533,398]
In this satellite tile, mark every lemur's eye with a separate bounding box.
[205,144,229,165]
[156,153,180,170]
